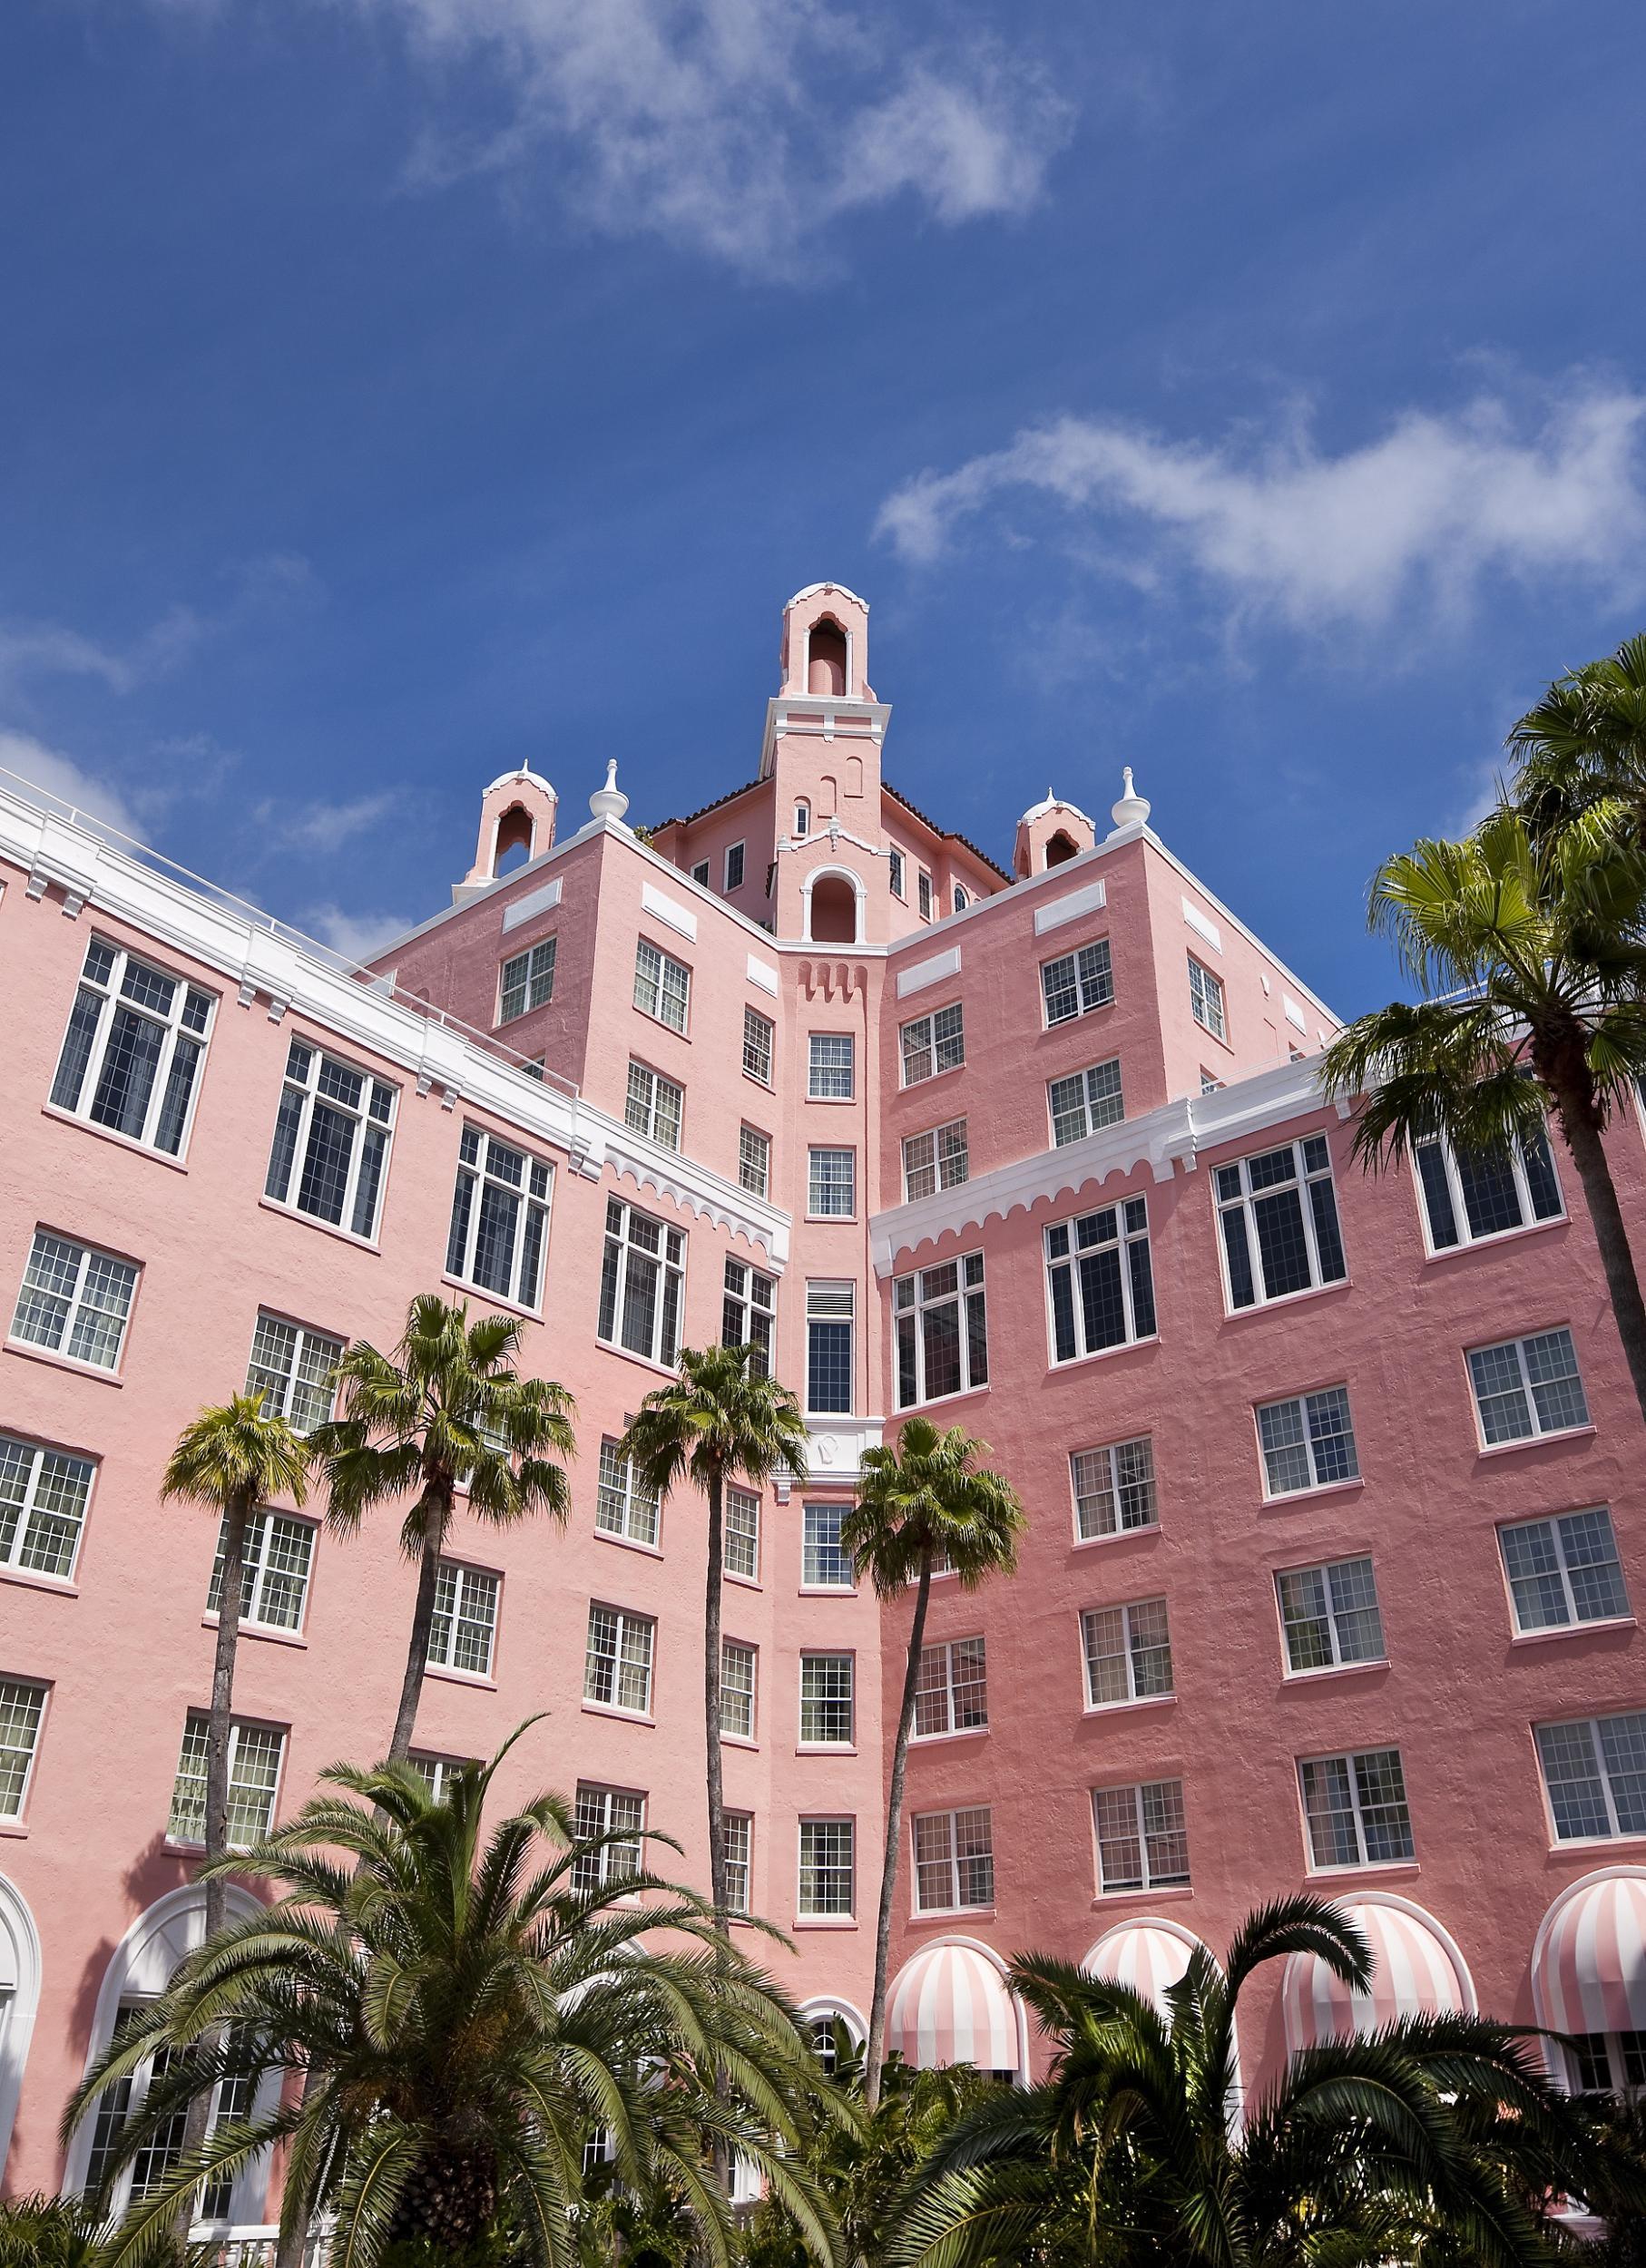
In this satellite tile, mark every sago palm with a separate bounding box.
[309,1294,574,1760]
[841,1419,1024,2106]
[1322,806,1646,1427]
[620,1343,808,1926]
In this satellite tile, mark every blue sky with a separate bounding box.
[3,0,1644,1011]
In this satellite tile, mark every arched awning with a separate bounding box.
[1083,1921,1203,2009]
[888,1941,1020,2073]
[1533,1870,1646,2036]
[1282,1899,1474,2050]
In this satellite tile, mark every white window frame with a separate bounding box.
[624,1061,683,1152]
[1048,1061,1123,1147]
[1412,1123,1564,1254]
[808,1031,856,1100]
[1082,1598,1174,1708]
[169,1716,286,1849]
[1045,1197,1156,1364]
[633,938,691,1034]
[49,934,214,1159]
[912,1806,994,1913]
[244,1312,342,1434]
[799,1652,855,1746]
[954,885,970,914]
[208,1509,317,1634]
[1275,1556,1386,1675]
[917,871,933,921]
[583,1602,656,1716]
[1214,1135,1347,1312]
[743,1006,774,1086]
[427,1560,499,1678]
[802,1501,852,1590]
[725,840,746,892]
[0,1678,47,1821]
[900,1002,965,1086]
[724,1811,752,1914]
[888,848,906,898]
[738,1124,770,1198]
[914,1637,988,1738]
[1041,939,1113,1028]
[1189,955,1225,1041]
[1535,1711,1646,1843]
[794,801,810,839]
[1467,1327,1590,1447]
[264,1037,396,1243]
[720,1639,757,1741]
[722,1256,775,1375]
[407,1752,475,1803]
[598,1198,686,1368]
[573,1783,646,1892]
[808,1146,856,1219]
[691,859,710,887]
[446,1126,553,1308]
[1499,1509,1630,1634]
[894,1253,988,1409]
[798,1817,854,1916]
[498,936,556,1023]
[1563,2028,1646,2096]
[0,1435,95,1585]
[595,1440,660,1549]
[724,1484,760,1582]
[1297,1746,1415,1872]
[1092,1778,1190,1893]
[1256,1385,1359,1499]
[805,1281,854,1416]
[10,1229,138,1374]
[1071,1437,1157,1540]
[902,1119,968,1201]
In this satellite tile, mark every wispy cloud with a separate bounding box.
[0,553,317,701]
[303,904,417,964]
[257,791,397,853]
[0,728,142,836]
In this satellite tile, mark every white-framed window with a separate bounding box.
[498,937,556,1023]
[1046,1197,1156,1363]
[1536,1712,1646,1841]
[1200,1069,1223,1095]
[888,848,906,898]
[1083,1598,1173,1707]
[1257,1386,1359,1497]
[809,1032,855,1100]
[895,1254,988,1408]
[725,1485,759,1581]
[802,1501,852,1589]
[1042,940,1113,1027]
[725,841,746,892]
[584,1603,655,1715]
[0,1436,93,1583]
[1468,1328,1589,1445]
[633,938,691,1033]
[407,1752,475,1803]
[954,885,970,914]
[11,1229,138,1373]
[1276,1557,1385,1673]
[208,1510,316,1634]
[82,2007,193,2211]
[1500,1510,1629,1632]
[598,1198,685,1367]
[808,1146,856,1217]
[739,1125,770,1198]
[595,1440,660,1549]
[573,1783,645,1892]
[1071,1437,1157,1540]
[446,1127,553,1307]
[1414,1125,1563,1252]
[169,1715,285,1847]
[1564,2030,1646,2096]
[913,1806,994,1912]
[900,1003,964,1086]
[721,1640,757,1740]
[428,1562,499,1677]
[520,1057,546,1082]
[245,1312,342,1434]
[721,1256,775,1375]
[50,935,213,1158]
[265,1038,396,1241]
[794,801,810,839]
[806,1281,854,1415]
[624,1061,683,1151]
[799,1653,854,1745]
[1189,956,1225,1041]
[903,1119,968,1200]
[917,872,933,921]
[798,1818,854,1915]
[691,859,710,886]
[725,1811,752,1914]
[1049,1061,1123,1146]
[0,1679,46,1819]
[915,1637,988,1737]
[743,1007,774,1086]
[1093,1779,1189,1892]
[1298,1747,1415,1869]
[1215,1135,1347,1310]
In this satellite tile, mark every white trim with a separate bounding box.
[896,945,962,999]
[639,880,698,943]
[499,877,562,934]
[1034,879,1107,936]
[746,954,779,996]
[0,1871,42,2175]
[1181,898,1222,953]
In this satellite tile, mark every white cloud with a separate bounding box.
[0,728,143,837]
[257,791,397,852]
[0,555,315,701]
[875,385,1646,634]
[303,904,417,964]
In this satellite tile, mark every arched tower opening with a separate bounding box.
[1044,829,1081,868]
[808,619,848,696]
[493,803,535,875]
[809,873,859,943]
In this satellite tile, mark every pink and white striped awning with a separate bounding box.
[1533,1872,1646,2037]
[887,1942,1020,2074]
[1084,1922,1200,2009]
[1281,1901,1473,2050]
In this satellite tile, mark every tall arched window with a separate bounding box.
[0,1871,41,2175]
[807,619,847,696]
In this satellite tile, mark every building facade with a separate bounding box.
[0,581,1642,2226]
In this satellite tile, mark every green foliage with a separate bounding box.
[0,2195,179,2268]
[161,1392,313,1520]
[1581,2093,1646,2267]
[1508,631,1646,841]
[841,1418,1024,1600]
[619,1342,808,1507]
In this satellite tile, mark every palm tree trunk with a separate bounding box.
[865,1550,933,2108]
[388,1499,447,1764]
[703,1461,730,1926]
[1553,1101,1646,1426]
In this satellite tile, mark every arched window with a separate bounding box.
[808,619,847,696]
[808,873,860,944]
[799,1999,866,2078]
[493,803,534,877]
[954,885,970,913]
[794,801,810,839]
[1045,830,1080,868]
[0,1871,42,2175]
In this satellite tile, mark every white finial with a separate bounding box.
[1111,766,1151,831]
[589,758,630,827]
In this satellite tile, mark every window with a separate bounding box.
[595,1441,660,1548]
[520,1058,546,1082]
[265,1038,395,1241]
[794,802,810,839]
[1046,1198,1156,1363]
[1189,956,1225,1041]
[446,1127,553,1306]
[1049,1061,1123,1147]
[598,1198,685,1367]
[800,1654,854,1745]
[743,1007,774,1085]
[917,872,933,921]
[915,1637,988,1737]
[208,1510,315,1633]
[0,1679,45,1819]
[244,1313,342,1434]
[808,1032,855,1100]
[808,1147,856,1217]
[914,1807,994,1911]
[1042,940,1113,1027]
[723,1257,775,1375]
[633,938,690,1033]
[584,1603,655,1715]
[1276,1557,1385,1673]
[1083,1599,1173,1706]
[573,1783,645,1892]
[802,1501,852,1589]
[806,1281,854,1414]
[901,1003,964,1086]
[1071,1437,1157,1540]
[739,1126,770,1198]
[1200,1070,1223,1095]
[1468,1328,1589,1445]
[691,859,710,886]
[428,1562,498,1677]
[1093,1780,1189,1892]
[895,1255,987,1408]
[1536,1713,1646,1841]
[903,1119,968,1201]
[1257,1386,1359,1497]
[954,886,970,914]
[624,1061,683,1151]
[498,937,556,1023]
[83,2008,187,2206]
[725,1485,759,1580]
[0,1435,93,1582]
[799,1819,854,1915]
[170,1716,284,1846]
[889,848,906,898]
[725,842,746,891]
[407,1753,475,1804]
[50,935,212,1158]
[1298,1748,1415,1869]
[1216,1135,1347,1310]
[724,1813,752,1915]
[721,1641,757,1739]
[1500,1510,1629,1632]
[11,1230,137,1372]
[1414,1125,1563,1251]
[1564,2031,1646,2096]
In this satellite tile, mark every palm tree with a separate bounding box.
[619,1343,808,1927]
[309,1294,575,1762]
[840,1419,1024,2107]
[1322,807,1646,1427]
[1507,632,1646,845]
[65,1734,848,2268]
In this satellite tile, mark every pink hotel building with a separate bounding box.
[1,582,1644,2226]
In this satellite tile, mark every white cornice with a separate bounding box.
[760,695,891,778]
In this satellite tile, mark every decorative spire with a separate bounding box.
[1111,767,1151,831]
[589,758,630,827]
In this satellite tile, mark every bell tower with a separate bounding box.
[454,766,558,904]
[762,584,891,941]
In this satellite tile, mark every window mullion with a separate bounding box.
[1596,1723,1622,1836]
